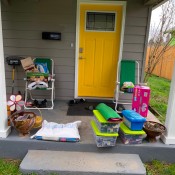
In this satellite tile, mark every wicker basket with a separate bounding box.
[9,110,42,135]
[143,121,166,142]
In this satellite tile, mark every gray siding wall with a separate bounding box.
[124,0,150,84]
[2,0,149,100]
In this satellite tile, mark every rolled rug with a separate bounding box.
[96,103,122,122]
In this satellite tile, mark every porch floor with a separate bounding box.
[1,101,175,163]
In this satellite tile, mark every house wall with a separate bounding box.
[2,0,150,100]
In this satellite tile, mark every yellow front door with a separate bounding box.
[78,3,123,98]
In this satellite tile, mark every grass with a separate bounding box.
[0,159,58,175]
[145,160,175,175]
[170,37,175,46]
[147,75,171,123]
[0,159,22,175]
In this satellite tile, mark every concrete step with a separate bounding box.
[20,150,146,175]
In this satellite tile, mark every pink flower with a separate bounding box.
[7,95,25,111]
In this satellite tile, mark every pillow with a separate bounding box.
[31,120,81,142]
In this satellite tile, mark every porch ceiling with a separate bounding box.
[1,0,168,7]
[144,0,168,6]
[1,0,9,6]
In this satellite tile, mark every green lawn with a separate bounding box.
[147,75,171,123]
[145,160,175,175]
[0,159,56,175]
[0,159,22,175]
[170,37,175,46]
[0,159,38,175]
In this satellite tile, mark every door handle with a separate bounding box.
[79,48,83,53]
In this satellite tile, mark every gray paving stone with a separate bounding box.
[20,150,146,175]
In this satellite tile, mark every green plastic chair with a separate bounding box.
[24,58,55,110]
[114,59,140,111]
[120,60,136,89]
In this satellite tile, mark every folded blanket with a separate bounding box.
[96,103,122,122]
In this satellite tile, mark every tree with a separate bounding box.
[144,0,175,82]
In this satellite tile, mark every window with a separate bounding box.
[86,12,116,31]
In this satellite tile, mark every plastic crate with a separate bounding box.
[91,120,118,147]
[119,122,146,144]
[93,110,121,133]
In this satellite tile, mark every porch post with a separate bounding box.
[161,63,175,144]
[0,1,11,138]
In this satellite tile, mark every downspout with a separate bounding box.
[141,6,152,83]
[0,1,11,138]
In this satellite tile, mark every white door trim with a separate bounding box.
[74,0,126,99]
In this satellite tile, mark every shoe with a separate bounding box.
[85,105,95,111]
[32,100,39,107]
[79,98,86,103]
[39,99,47,108]
[68,99,78,106]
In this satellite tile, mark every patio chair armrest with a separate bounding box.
[116,81,120,85]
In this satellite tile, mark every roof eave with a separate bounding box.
[1,0,10,6]
[144,0,168,7]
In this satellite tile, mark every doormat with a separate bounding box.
[67,101,115,116]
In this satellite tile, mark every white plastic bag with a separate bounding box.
[31,120,81,142]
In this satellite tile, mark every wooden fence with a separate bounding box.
[145,47,175,80]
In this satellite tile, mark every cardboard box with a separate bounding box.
[132,85,150,117]
[21,57,35,71]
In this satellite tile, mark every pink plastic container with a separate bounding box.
[132,85,150,117]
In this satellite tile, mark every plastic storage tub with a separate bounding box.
[119,122,146,144]
[122,110,146,131]
[91,120,118,147]
[93,110,121,133]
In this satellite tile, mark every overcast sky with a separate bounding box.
[151,0,175,26]
[151,7,162,26]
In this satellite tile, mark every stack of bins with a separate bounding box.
[119,110,146,144]
[91,109,121,147]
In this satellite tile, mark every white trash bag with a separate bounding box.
[31,120,81,142]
